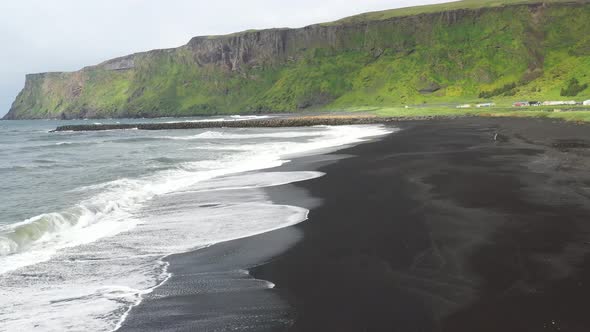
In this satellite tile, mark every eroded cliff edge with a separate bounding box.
[5,1,590,119]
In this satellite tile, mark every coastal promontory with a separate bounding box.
[5,0,590,119]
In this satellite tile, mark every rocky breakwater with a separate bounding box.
[51,115,448,132]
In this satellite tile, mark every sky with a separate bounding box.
[0,0,451,117]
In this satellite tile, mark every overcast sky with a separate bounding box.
[0,0,451,117]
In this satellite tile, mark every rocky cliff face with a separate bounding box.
[5,1,590,119]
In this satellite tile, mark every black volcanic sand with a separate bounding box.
[121,118,590,332]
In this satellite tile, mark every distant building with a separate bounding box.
[476,103,496,108]
[513,101,529,107]
[456,104,472,109]
[528,101,541,106]
[584,100,590,106]
[543,101,577,106]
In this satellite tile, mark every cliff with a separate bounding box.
[5,0,590,119]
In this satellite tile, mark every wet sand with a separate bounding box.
[121,118,590,332]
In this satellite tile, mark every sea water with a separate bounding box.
[0,116,391,331]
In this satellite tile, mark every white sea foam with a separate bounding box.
[178,171,324,193]
[157,129,322,141]
[163,115,271,124]
[0,124,394,332]
[229,115,272,120]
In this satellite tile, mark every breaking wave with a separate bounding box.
[0,124,394,331]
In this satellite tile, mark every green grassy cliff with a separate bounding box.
[5,0,590,119]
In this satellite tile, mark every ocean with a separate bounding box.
[0,116,391,331]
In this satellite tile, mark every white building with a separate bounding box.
[584,100,590,106]
[543,101,577,106]
[476,103,496,108]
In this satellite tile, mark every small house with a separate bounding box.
[584,100,590,106]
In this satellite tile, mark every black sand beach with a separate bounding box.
[121,118,590,332]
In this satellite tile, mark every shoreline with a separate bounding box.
[121,117,590,331]
[117,128,390,332]
[38,110,590,133]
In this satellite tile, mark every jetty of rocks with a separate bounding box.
[52,115,450,132]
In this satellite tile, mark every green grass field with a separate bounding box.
[348,105,590,123]
[329,0,587,24]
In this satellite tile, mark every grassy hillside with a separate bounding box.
[5,0,590,119]
[329,0,581,24]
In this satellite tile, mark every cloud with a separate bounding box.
[0,0,451,117]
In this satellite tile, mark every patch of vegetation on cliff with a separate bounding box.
[479,83,517,98]
[560,78,589,96]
